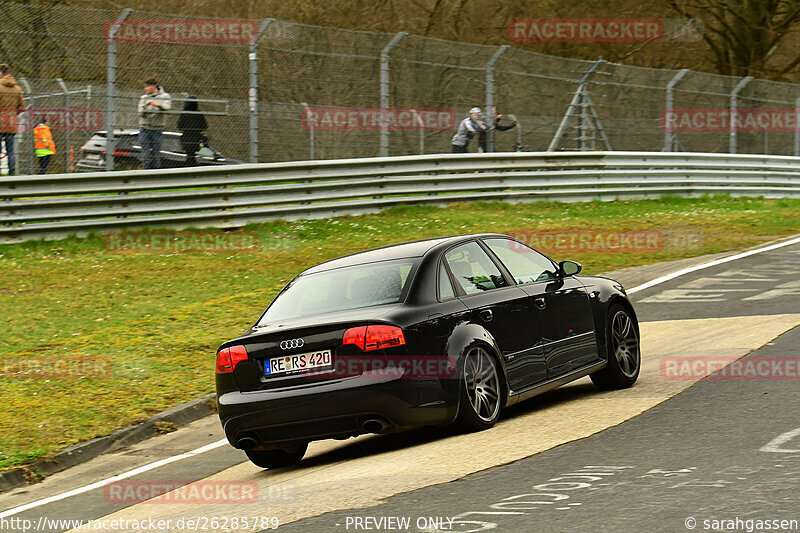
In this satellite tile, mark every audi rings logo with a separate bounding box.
[280,339,305,350]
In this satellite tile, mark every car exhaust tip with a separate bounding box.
[236,436,258,450]
[361,418,388,434]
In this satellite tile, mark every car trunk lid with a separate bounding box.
[227,304,401,391]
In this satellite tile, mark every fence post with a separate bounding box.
[380,32,406,158]
[56,78,70,171]
[729,76,753,154]
[17,77,31,175]
[249,18,275,164]
[795,97,800,157]
[410,109,424,154]
[301,102,314,160]
[106,8,132,171]
[485,45,509,153]
[664,68,689,152]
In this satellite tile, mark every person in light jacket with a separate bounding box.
[451,107,488,153]
[137,78,171,169]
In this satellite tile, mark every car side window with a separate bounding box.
[117,135,137,150]
[444,242,508,295]
[483,238,557,284]
[438,261,455,300]
[162,136,182,152]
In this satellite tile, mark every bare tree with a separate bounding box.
[670,0,800,78]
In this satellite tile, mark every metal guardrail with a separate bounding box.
[2,151,799,243]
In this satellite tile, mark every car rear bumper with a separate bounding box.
[75,158,105,170]
[217,369,459,450]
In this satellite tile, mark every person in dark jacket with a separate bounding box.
[478,106,518,152]
[177,96,208,166]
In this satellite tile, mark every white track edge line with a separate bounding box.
[0,439,227,518]
[627,235,800,294]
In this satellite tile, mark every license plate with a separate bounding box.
[86,154,101,160]
[265,350,332,376]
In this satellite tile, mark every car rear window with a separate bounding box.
[258,259,416,323]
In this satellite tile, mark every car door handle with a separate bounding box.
[479,309,493,322]
[534,297,546,310]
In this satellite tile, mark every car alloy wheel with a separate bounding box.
[464,346,501,423]
[611,309,639,379]
[590,304,640,390]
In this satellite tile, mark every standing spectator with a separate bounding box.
[137,78,171,169]
[0,63,26,175]
[478,106,519,153]
[177,96,208,166]
[451,107,488,153]
[33,116,55,174]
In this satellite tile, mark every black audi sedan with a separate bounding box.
[215,233,640,468]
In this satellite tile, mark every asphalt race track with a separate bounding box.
[1,238,798,533]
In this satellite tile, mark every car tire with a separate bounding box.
[590,304,640,390]
[244,442,308,469]
[454,345,503,432]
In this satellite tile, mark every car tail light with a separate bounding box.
[342,325,405,351]
[114,150,133,156]
[215,345,248,373]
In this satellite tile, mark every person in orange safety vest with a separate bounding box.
[34,116,56,174]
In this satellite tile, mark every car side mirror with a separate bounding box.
[558,260,582,277]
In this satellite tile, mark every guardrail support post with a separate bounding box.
[485,45,509,153]
[106,8,132,171]
[249,18,275,164]
[664,68,689,152]
[729,76,753,154]
[380,32,407,158]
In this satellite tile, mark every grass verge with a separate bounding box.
[0,195,798,469]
